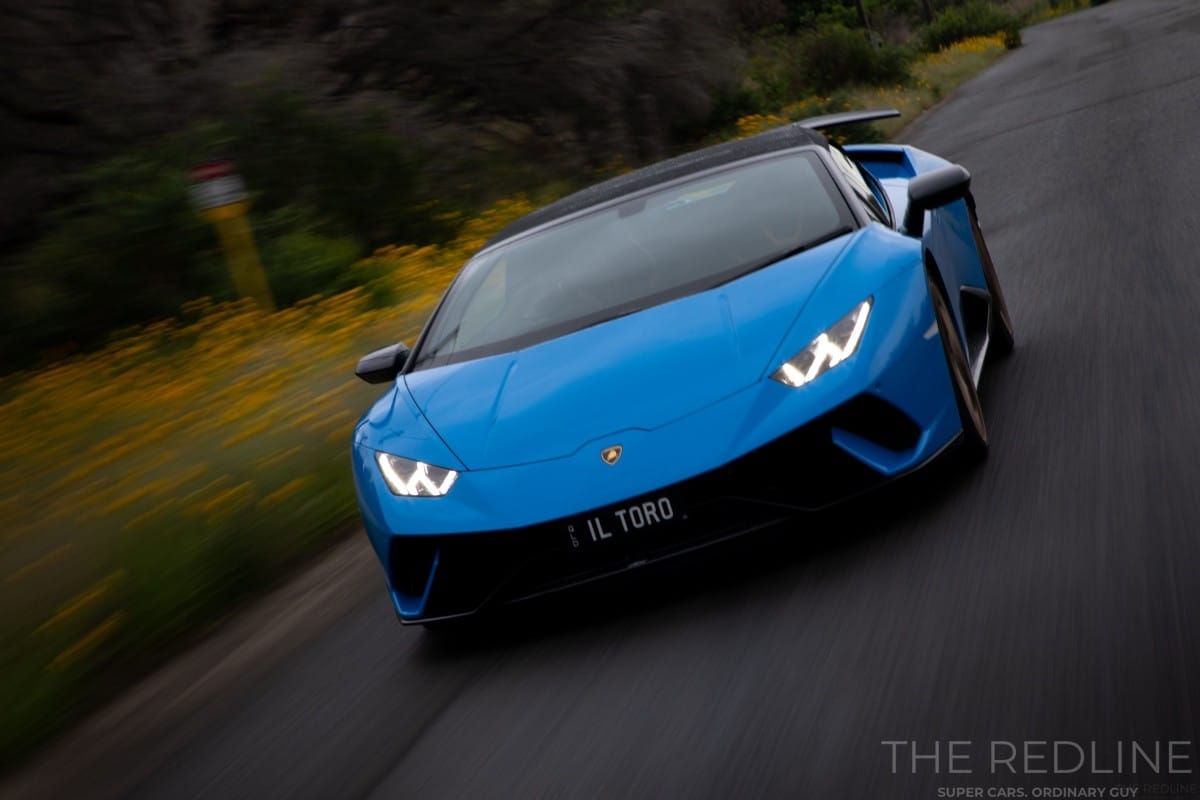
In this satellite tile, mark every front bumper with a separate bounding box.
[386,394,930,622]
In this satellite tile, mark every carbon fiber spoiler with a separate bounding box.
[795,108,900,131]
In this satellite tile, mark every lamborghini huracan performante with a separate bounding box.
[351,109,1014,626]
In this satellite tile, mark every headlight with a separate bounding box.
[375,452,459,497]
[771,298,872,388]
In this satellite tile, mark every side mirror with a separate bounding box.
[902,164,972,237]
[355,343,410,384]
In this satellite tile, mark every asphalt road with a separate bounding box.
[10,2,1200,798]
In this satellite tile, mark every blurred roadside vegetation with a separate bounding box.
[0,201,531,771]
[0,0,1104,773]
[1,0,1099,371]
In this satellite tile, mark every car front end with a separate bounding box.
[353,223,963,624]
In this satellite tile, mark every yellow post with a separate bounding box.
[200,201,275,312]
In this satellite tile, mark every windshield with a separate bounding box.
[410,150,854,370]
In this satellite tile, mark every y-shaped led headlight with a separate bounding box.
[771,298,872,389]
[376,452,459,497]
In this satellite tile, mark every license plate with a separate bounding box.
[566,496,678,549]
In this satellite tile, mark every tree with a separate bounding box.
[0,0,746,252]
[852,0,873,34]
[327,0,741,163]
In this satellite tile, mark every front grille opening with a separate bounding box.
[388,537,438,598]
[424,533,535,617]
[828,394,921,452]
[728,414,883,509]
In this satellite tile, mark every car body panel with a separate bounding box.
[848,144,990,358]
[352,127,1008,623]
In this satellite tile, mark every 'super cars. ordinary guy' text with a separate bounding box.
[351,109,1014,626]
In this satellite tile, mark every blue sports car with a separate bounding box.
[351,109,1013,626]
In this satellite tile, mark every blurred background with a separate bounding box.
[0,0,1097,775]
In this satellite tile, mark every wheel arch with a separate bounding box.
[922,249,968,352]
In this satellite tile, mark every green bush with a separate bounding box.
[260,231,362,307]
[222,87,447,249]
[0,87,451,370]
[922,2,1022,52]
[727,12,916,124]
[1003,25,1022,50]
[782,1,860,32]
[1,152,222,369]
[707,83,772,131]
[794,24,912,92]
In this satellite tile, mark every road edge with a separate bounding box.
[0,535,380,800]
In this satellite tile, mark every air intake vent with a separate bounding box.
[828,394,921,452]
[388,537,438,599]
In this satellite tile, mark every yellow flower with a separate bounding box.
[257,476,315,510]
[34,570,126,636]
[47,611,127,672]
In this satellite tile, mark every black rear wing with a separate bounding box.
[795,108,900,131]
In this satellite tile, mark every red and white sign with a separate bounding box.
[189,160,248,211]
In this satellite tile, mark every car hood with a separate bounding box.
[404,235,853,470]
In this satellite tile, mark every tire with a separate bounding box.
[967,201,1014,359]
[929,270,988,461]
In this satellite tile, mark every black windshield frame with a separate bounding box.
[407,147,857,372]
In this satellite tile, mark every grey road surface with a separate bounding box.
[8,1,1200,797]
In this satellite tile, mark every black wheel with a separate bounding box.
[967,201,1014,359]
[929,271,988,461]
